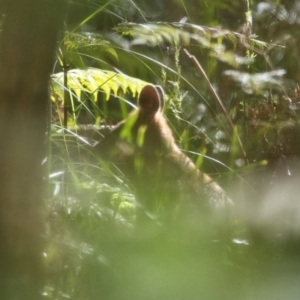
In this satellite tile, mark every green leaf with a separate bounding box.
[51,68,149,102]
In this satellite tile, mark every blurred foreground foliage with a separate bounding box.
[46,0,300,299]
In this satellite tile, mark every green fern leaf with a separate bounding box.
[51,68,149,102]
[62,32,118,62]
[114,22,274,67]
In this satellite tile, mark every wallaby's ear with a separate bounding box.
[138,84,164,115]
[155,85,165,110]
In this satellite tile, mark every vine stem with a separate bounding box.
[183,48,248,162]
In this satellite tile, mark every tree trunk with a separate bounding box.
[0,0,66,299]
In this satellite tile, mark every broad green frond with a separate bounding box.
[114,22,271,67]
[115,22,268,49]
[114,22,192,47]
[51,68,149,102]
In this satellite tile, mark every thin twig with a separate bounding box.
[183,48,248,161]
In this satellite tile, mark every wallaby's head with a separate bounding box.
[94,84,177,173]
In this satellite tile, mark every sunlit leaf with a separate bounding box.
[51,68,149,102]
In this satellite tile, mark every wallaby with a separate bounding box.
[94,84,233,224]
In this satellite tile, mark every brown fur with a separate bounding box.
[94,85,232,222]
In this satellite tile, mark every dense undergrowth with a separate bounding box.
[45,1,300,299]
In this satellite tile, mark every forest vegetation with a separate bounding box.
[1,0,300,299]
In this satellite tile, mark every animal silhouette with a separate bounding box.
[94,84,233,223]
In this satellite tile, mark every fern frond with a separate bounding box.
[51,68,149,102]
[113,22,273,67]
[115,22,268,49]
[62,32,118,61]
[114,22,193,47]
[224,69,286,94]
